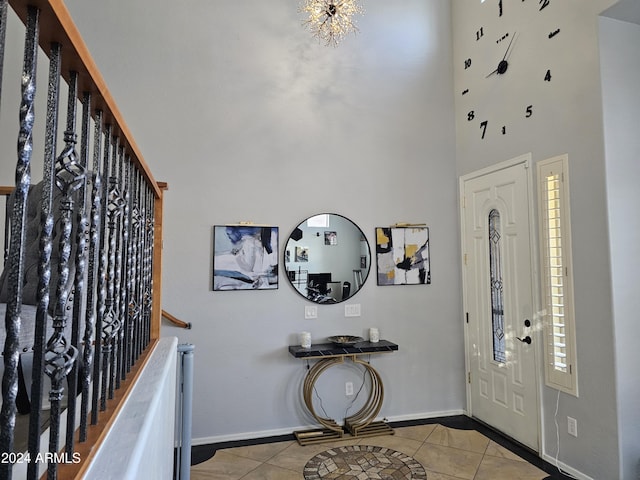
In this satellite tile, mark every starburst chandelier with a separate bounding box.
[301,0,364,47]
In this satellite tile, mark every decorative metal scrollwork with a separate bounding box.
[54,130,86,197]
[107,177,125,225]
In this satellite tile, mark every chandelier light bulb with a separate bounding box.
[301,0,364,47]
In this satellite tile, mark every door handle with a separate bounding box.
[517,336,532,345]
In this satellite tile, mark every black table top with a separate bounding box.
[288,340,398,358]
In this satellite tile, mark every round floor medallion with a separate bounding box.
[303,445,427,480]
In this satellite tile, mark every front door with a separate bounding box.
[460,156,539,451]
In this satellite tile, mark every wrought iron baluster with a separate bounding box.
[136,170,147,361]
[81,110,103,440]
[45,69,85,480]
[125,163,139,373]
[136,167,144,356]
[0,0,7,109]
[109,146,125,398]
[116,158,131,386]
[27,40,61,480]
[64,91,90,455]
[92,124,111,421]
[143,183,155,349]
[101,137,122,410]
[0,7,38,479]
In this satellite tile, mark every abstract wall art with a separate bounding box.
[212,225,279,291]
[375,226,430,286]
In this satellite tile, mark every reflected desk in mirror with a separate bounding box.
[284,213,371,304]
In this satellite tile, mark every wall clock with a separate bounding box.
[460,0,563,140]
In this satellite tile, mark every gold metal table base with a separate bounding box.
[295,355,394,445]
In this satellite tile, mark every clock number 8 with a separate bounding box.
[468,110,475,121]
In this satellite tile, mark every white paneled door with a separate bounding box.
[460,156,539,451]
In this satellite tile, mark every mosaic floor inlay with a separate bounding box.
[303,445,427,480]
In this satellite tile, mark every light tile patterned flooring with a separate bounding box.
[191,423,561,480]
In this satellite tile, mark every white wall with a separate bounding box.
[452,0,620,478]
[61,0,463,444]
[600,16,640,480]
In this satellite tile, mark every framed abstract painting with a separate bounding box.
[212,225,279,291]
[375,226,430,286]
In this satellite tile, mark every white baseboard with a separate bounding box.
[540,452,593,480]
[382,409,465,424]
[191,409,466,446]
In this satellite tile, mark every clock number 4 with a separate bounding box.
[539,0,550,11]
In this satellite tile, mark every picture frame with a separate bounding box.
[375,226,430,286]
[295,246,309,262]
[212,225,279,291]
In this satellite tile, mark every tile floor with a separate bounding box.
[191,418,572,480]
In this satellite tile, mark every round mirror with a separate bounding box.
[284,214,371,304]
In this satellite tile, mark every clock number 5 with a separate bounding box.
[526,105,533,118]
[480,120,488,139]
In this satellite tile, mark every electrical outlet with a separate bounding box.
[345,382,354,396]
[567,416,577,437]
[304,306,317,319]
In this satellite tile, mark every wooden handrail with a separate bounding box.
[162,310,192,329]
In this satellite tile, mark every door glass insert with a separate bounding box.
[488,209,506,363]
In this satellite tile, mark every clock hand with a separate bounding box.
[486,32,518,77]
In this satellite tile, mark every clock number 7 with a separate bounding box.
[480,120,488,139]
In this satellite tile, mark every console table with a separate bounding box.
[288,340,398,445]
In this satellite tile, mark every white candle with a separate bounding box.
[369,328,379,343]
[300,331,311,348]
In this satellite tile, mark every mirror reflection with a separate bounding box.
[284,213,371,304]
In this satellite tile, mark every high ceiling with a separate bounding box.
[602,0,640,25]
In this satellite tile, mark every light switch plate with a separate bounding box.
[304,306,318,319]
[345,304,361,317]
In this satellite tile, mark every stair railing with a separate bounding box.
[0,1,167,478]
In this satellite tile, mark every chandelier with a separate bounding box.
[301,0,364,47]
